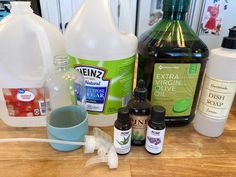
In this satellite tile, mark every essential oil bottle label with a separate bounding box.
[2,88,46,117]
[197,75,236,119]
[69,55,135,115]
[114,127,132,154]
[151,63,201,116]
[130,115,150,143]
[145,126,165,154]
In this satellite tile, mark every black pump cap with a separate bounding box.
[151,106,166,124]
[117,107,129,122]
[222,26,236,49]
[134,80,147,100]
[163,0,190,13]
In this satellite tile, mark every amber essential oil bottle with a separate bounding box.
[128,80,151,145]
[138,0,209,127]
[145,106,166,155]
[114,107,132,155]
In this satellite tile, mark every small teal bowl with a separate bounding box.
[46,105,88,152]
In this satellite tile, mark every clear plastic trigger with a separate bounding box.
[84,128,113,154]
[85,146,118,169]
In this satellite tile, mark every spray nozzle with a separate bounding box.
[84,128,118,168]
[84,128,113,154]
[85,146,118,169]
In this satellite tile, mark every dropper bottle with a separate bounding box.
[127,80,151,145]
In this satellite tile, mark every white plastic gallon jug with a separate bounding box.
[64,0,138,126]
[0,2,65,127]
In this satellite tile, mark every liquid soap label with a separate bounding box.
[2,88,46,117]
[151,63,201,116]
[197,75,236,119]
[69,55,135,114]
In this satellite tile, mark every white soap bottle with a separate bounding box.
[64,0,138,126]
[194,26,236,137]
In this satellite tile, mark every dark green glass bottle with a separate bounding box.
[138,0,209,127]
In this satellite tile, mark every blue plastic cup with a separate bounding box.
[46,105,88,151]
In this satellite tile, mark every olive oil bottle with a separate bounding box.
[138,0,209,127]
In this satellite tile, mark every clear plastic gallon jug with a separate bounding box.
[0,1,65,127]
[64,0,138,126]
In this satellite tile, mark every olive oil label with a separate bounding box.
[197,75,236,120]
[130,115,150,142]
[151,63,201,116]
[68,55,135,115]
[114,127,132,154]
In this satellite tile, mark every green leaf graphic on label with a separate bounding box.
[132,131,144,141]
[173,98,191,113]
[117,135,130,145]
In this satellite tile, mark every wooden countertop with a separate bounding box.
[0,99,236,177]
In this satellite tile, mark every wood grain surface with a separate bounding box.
[0,99,235,177]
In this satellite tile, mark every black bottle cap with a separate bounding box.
[117,107,129,122]
[134,80,147,100]
[151,106,166,124]
[222,26,236,49]
[163,0,190,13]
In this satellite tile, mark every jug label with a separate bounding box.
[197,75,236,119]
[151,63,201,116]
[69,55,135,114]
[2,88,46,117]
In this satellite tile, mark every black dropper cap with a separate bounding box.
[150,106,166,124]
[222,26,236,49]
[163,0,190,13]
[134,80,147,100]
[117,107,130,122]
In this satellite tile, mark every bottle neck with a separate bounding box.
[135,97,146,102]
[54,55,69,71]
[163,11,187,21]
[10,2,33,15]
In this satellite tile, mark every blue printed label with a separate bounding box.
[74,65,110,112]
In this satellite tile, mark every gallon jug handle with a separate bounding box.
[118,0,133,34]
[34,24,52,76]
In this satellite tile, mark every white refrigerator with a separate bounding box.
[136,0,236,50]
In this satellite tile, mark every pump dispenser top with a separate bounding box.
[222,26,236,49]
